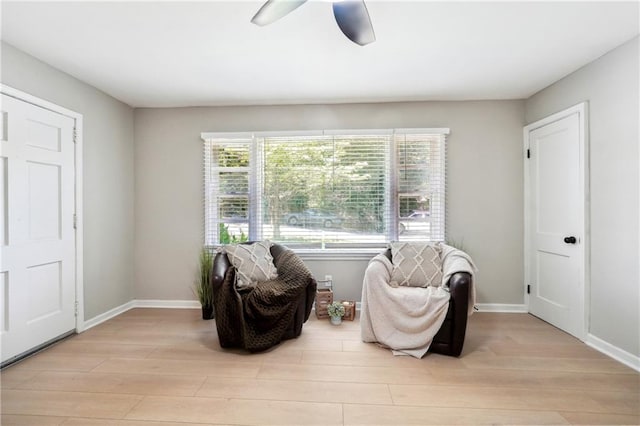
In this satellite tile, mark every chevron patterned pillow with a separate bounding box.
[225,241,279,289]
[389,242,443,288]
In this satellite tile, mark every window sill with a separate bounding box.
[293,248,381,261]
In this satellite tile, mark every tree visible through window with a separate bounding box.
[202,129,448,249]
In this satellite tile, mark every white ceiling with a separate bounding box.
[2,1,638,108]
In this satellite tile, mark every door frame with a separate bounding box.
[523,102,589,341]
[1,84,85,333]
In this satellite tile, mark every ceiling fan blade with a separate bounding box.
[251,0,308,26]
[332,0,375,46]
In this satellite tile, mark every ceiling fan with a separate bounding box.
[251,0,376,46]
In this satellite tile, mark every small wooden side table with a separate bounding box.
[315,288,333,319]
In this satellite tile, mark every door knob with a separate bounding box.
[563,236,577,244]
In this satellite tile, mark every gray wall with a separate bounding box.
[525,37,639,357]
[134,101,525,304]
[1,42,136,320]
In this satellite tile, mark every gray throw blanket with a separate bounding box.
[213,248,316,352]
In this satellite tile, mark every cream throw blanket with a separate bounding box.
[360,244,476,358]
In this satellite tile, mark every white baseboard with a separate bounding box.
[474,303,528,313]
[133,299,200,309]
[82,300,136,331]
[321,302,526,313]
[586,334,640,372]
[82,300,200,331]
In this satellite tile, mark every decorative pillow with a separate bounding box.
[225,241,278,289]
[389,242,443,288]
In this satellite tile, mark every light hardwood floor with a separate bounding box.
[1,309,638,425]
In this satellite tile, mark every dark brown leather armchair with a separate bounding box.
[382,248,471,357]
[211,243,316,352]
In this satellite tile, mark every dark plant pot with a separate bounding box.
[201,306,214,320]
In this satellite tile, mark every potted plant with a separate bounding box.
[327,301,345,325]
[194,247,214,320]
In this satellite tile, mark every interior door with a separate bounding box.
[526,106,586,340]
[1,93,77,363]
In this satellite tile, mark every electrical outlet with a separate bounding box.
[324,275,332,287]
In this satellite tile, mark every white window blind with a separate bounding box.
[203,129,448,249]
[204,138,252,245]
[395,133,446,242]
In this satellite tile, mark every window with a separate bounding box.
[202,129,448,250]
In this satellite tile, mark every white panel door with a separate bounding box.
[1,94,76,363]
[526,109,585,340]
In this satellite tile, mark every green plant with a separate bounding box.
[327,301,345,318]
[194,247,214,308]
[219,223,249,244]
